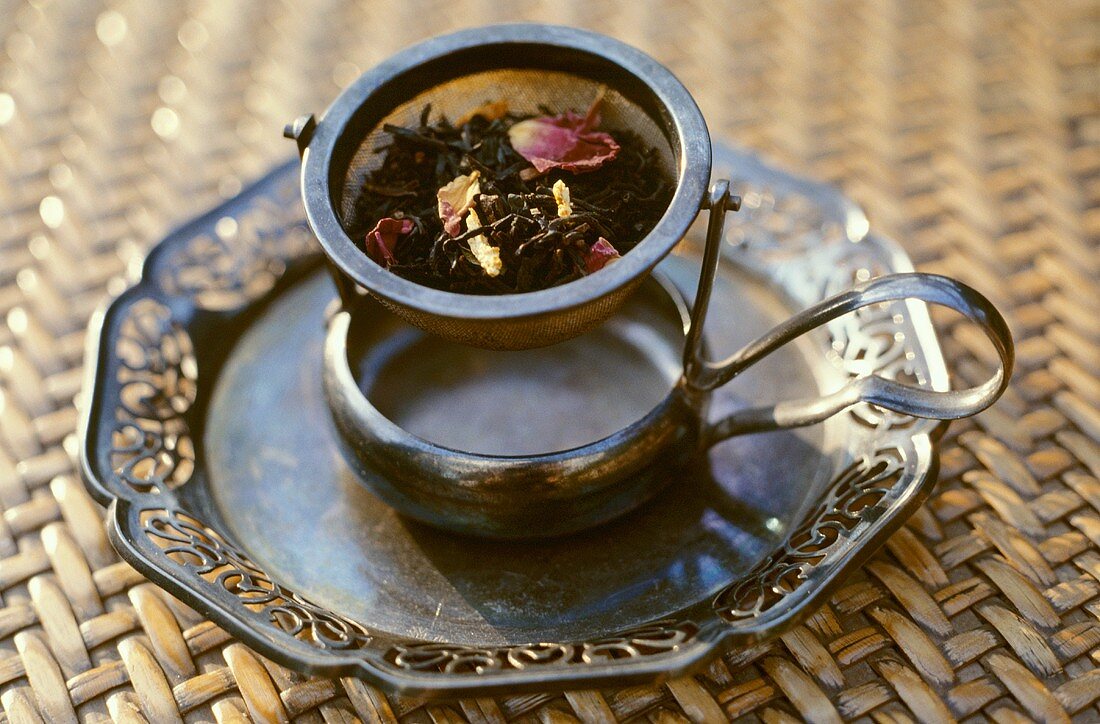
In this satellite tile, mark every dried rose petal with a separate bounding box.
[465,207,502,277]
[365,217,414,268]
[507,91,620,174]
[585,237,621,274]
[437,170,480,237]
[455,100,509,126]
[552,179,572,217]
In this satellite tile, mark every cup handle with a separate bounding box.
[685,180,1014,445]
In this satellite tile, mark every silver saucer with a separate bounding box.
[80,144,946,695]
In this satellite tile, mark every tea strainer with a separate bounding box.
[287,24,716,350]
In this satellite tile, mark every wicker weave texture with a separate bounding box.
[0,0,1098,721]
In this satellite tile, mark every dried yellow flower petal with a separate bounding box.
[465,207,502,277]
[455,100,509,126]
[552,179,572,217]
[437,170,480,237]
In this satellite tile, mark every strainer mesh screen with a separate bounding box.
[338,69,677,224]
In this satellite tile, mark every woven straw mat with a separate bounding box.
[1,0,1098,721]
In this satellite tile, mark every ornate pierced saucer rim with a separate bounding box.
[78,147,945,695]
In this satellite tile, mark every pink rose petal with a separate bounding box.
[585,237,621,274]
[507,92,620,174]
[365,217,414,267]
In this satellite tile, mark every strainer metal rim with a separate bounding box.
[299,23,711,321]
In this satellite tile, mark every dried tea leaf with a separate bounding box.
[365,217,414,267]
[465,207,502,277]
[552,179,572,217]
[585,237,620,274]
[507,89,620,174]
[437,170,481,237]
[347,98,673,294]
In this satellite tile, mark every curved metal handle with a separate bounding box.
[685,181,1014,445]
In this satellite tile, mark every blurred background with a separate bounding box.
[2,0,1095,283]
[0,0,1098,721]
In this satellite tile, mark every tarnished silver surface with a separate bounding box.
[319,175,1008,539]
[208,256,822,645]
[294,24,713,350]
[82,143,971,695]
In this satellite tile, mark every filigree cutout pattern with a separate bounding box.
[388,620,697,674]
[724,183,851,258]
[110,299,197,494]
[101,171,358,655]
[713,449,904,620]
[157,176,316,311]
[726,185,926,434]
[82,158,940,688]
[141,508,373,650]
[824,266,926,431]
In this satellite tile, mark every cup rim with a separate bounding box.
[300,23,712,322]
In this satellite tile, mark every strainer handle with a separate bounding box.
[684,181,1014,445]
